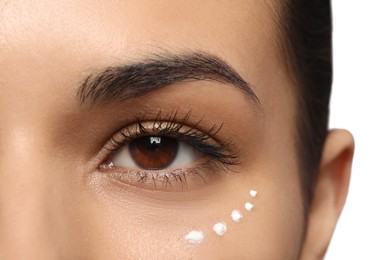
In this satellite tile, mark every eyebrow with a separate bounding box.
[77,51,261,107]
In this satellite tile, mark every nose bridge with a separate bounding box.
[0,128,58,258]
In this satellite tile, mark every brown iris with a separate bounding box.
[129,136,179,169]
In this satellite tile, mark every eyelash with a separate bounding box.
[99,110,239,190]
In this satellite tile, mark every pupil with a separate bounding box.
[129,136,179,170]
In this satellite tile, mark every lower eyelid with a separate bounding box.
[99,164,218,192]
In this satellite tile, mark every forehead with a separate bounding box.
[0,0,279,71]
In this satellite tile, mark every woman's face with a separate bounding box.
[0,1,306,258]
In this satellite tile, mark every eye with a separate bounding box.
[111,136,202,170]
[97,110,239,191]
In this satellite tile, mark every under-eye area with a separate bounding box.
[96,109,240,191]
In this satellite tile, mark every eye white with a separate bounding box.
[111,140,202,169]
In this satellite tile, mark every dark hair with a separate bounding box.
[278,1,333,210]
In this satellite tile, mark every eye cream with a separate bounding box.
[249,190,258,198]
[231,210,243,222]
[184,230,204,244]
[213,222,227,236]
[245,202,254,212]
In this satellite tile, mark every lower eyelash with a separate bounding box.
[100,159,222,191]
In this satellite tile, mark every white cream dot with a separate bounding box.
[249,190,258,198]
[184,230,204,244]
[213,222,227,236]
[245,202,254,212]
[231,210,243,222]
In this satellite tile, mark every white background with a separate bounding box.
[327,1,390,259]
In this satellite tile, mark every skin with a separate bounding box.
[0,1,354,259]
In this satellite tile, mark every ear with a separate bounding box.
[300,129,354,260]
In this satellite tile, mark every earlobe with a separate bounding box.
[300,129,354,260]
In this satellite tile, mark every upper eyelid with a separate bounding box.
[103,110,222,149]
